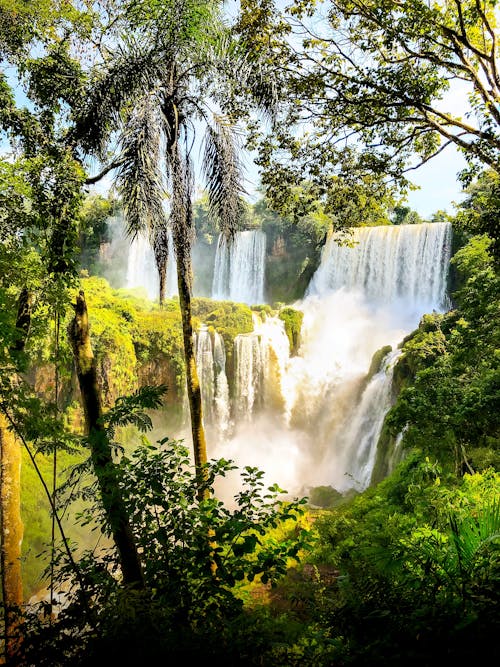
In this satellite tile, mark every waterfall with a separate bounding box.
[195,326,216,424]
[234,314,290,421]
[210,222,453,498]
[234,333,263,420]
[336,349,402,491]
[213,332,231,438]
[307,222,452,310]
[193,326,231,438]
[126,230,178,300]
[212,230,267,305]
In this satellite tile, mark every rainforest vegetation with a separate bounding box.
[0,1,498,666]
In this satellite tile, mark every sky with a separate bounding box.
[404,146,467,217]
[222,2,469,220]
[91,136,467,219]
[5,1,471,221]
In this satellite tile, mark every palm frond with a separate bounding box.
[202,113,245,236]
[450,498,500,574]
[72,38,165,158]
[215,36,281,123]
[105,385,168,438]
[116,92,168,240]
[152,221,170,269]
[239,55,280,122]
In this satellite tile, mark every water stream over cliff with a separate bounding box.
[211,222,452,497]
[126,231,178,299]
[126,222,452,498]
[212,230,267,305]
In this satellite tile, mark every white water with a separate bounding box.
[212,230,267,305]
[213,332,231,439]
[195,326,216,424]
[307,222,451,311]
[193,326,232,440]
[332,349,402,491]
[233,314,291,421]
[210,222,452,498]
[126,231,178,299]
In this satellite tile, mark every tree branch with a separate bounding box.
[84,159,125,185]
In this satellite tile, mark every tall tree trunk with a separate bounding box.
[158,260,167,308]
[0,415,23,663]
[0,287,32,663]
[68,291,144,588]
[163,81,209,498]
[176,249,208,499]
[153,224,170,310]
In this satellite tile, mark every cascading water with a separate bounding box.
[332,349,402,491]
[307,222,451,311]
[212,230,267,305]
[234,333,263,420]
[211,222,452,498]
[234,314,290,421]
[195,326,216,424]
[192,326,231,439]
[213,332,231,438]
[126,230,178,300]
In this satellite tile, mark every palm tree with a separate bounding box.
[73,0,275,488]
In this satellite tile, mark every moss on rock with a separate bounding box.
[278,307,304,356]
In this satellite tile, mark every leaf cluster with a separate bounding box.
[386,234,500,473]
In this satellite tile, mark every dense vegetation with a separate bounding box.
[0,0,498,665]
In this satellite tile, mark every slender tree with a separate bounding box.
[68,291,144,586]
[0,288,32,662]
[72,0,275,483]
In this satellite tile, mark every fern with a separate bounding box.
[104,384,167,437]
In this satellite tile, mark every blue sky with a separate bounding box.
[404,145,467,217]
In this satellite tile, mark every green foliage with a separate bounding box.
[278,307,303,356]
[192,297,254,384]
[306,456,500,665]
[366,345,393,382]
[28,278,257,416]
[454,169,500,258]
[240,0,500,202]
[391,205,424,226]
[385,235,500,473]
[254,193,328,303]
[19,427,311,665]
[104,385,168,437]
[308,485,342,508]
[78,195,117,274]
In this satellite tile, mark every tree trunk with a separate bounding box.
[0,414,23,663]
[158,259,167,308]
[163,81,208,498]
[176,250,208,500]
[68,290,144,588]
[0,287,32,663]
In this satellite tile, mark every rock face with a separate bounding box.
[29,278,256,428]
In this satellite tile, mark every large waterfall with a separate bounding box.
[124,219,453,496]
[212,230,267,305]
[208,222,452,498]
[307,222,451,310]
[126,231,178,300]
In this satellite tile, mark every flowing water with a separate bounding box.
[126,231,178,299]
[126,222,452,498]
[211,222,452,498]
[212,230,267,305]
